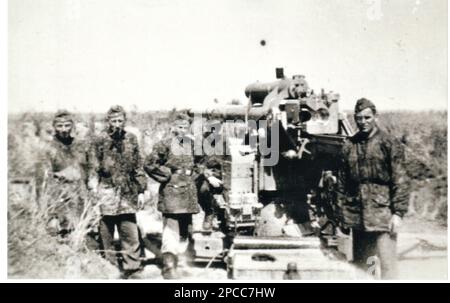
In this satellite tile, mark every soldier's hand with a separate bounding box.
[207,176,223,188]
[389,214,402,234]
[137,193,145,210]
[88,177,99,193]
[62,166,82,182]
[239,145,255,156]
[203,168,213,178]
[282,149,297,159]
[310,219,321,230]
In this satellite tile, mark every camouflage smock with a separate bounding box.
[336,128,409,232]
[144,137,200,214]
[35,136,92,227]
[92,130,147,216]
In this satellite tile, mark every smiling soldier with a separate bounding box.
[336,98,409,279]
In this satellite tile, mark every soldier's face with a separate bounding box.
[173,124,189,137]
[54,121,73,139]
[108,115,125,133]
[355,108,377,134]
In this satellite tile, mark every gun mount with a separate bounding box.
[189,69,360,279]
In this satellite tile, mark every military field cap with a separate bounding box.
[107,105,127,119]
[173,113,191,126]
[354,98,377,114]
[204,118,222,129]
[53,110,73,125]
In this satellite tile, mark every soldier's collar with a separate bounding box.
[108,128,126,140]
[354,127,379,142]
[174,134,194,142]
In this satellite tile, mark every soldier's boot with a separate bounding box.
[202,213,215,231]
[283,262,301,280]
[162,252,179,280]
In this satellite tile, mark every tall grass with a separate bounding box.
[8,181,119,279]
[7,110,448,278]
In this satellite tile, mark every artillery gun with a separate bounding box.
[189,68,359,279]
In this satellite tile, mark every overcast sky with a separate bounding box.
[8,0,447,113]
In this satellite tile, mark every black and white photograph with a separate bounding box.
[4,0,448,281]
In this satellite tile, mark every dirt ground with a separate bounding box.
[396,217,447,280]
[7,181,447,281]
[133,216,447,281]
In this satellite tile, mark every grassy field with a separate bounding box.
[7,110,447,279]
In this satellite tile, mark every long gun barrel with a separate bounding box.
[189,68,344,136]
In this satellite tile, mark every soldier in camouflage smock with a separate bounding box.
[144,113,200,279]
[91,105,147,277]
[35,110,93,237]
[337,98,409,279]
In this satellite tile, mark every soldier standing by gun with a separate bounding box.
[90,105,147,278]
[144,113,200,279]
[336,98,409,279]
[195,119,226,231]
[35,110,93,238]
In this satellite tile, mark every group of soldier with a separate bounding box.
[32,98,409,280]
[35,105,223,279]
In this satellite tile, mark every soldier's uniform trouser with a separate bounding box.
[353,230,398,279]
[161,214,192,255]
[99,213,141,271]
